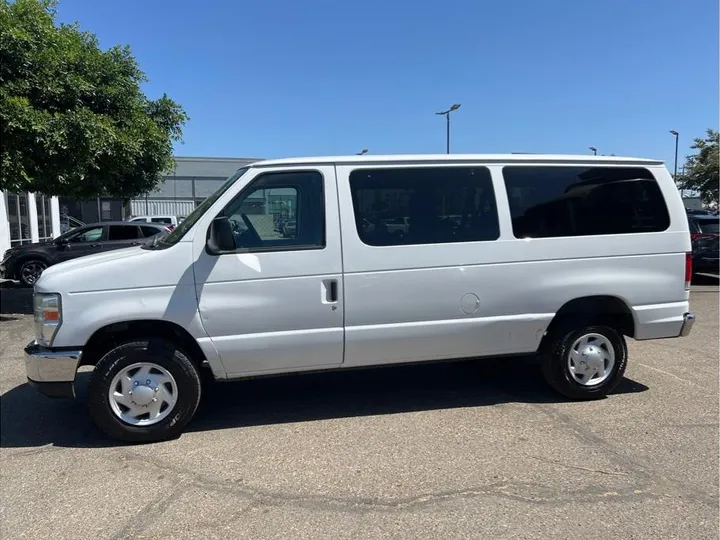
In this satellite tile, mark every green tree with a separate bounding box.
[679,129,719,204]
[0,0,188,199]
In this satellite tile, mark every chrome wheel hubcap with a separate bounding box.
[108,362,178,426]
[21,261,46,285]
[567,333,615,386]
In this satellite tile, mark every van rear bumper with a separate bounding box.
[678,312,695,337]
[632,302,694,340]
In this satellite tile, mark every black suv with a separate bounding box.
[688,214,719,274]
[0,222,168,287]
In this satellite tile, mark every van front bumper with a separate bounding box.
[25,341,82,399]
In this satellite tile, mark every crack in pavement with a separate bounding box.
[526,455,630,477]
[637,362,706,388]
[524,402,718,505]
[109,478,188,540]
[108,448,680,525]
[1,443,63,458]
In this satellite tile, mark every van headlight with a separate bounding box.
[33,293,62,347]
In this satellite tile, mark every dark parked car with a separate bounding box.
[688,215,719,274]
[0,222,169,287]
[686,208,714,216]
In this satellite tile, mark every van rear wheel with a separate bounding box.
[541,323,627,400]
[87,340,201,443]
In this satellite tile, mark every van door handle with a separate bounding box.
[322,279,339,304]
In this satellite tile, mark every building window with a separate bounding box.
[44,196,52,238]
[503,166,670,238]
[35,195,53,241]
[59,205,71,234]
[350,167,499,246]
[101,201,112,221]
[6,192,32,246]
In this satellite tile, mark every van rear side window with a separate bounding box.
[350,167,499,246]
[503,166,670,239]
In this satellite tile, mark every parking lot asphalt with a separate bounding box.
[1,278,718,539]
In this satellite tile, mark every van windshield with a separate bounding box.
[145,167,249,249]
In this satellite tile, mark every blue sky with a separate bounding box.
[56,0,718,168]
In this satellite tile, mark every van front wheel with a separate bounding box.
[541,324,627,400]
[87,340,201,443]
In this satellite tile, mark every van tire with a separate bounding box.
[540,323,627,400]
[87,340,201,443]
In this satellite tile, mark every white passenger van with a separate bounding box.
[26,155,695,442]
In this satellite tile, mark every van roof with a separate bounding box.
[252,154,664,168]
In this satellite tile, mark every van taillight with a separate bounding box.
[685,252,692,290]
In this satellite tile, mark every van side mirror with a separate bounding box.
[206,216,236,254]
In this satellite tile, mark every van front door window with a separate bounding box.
[221,171,325,252]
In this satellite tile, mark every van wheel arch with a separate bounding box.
[80,320,207,372]
[542,295,636,347]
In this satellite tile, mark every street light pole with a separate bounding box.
[669,130,679,195]
[445,113,450,154]
[589,146,597,155]
[435,103,461,154]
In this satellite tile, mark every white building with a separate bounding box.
[1,192,61,255]
[129,156,259,217]
[2,156,257,256]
